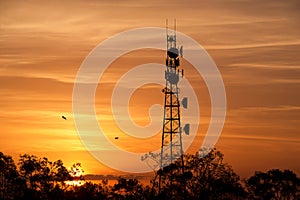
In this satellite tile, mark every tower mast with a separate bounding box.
[158,19,185,192]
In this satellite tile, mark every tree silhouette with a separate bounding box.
[246,169,300,200]
[18,154,72,199]
[70,163,84,183]
[66,181,109,200]
[1,150,299,199]
[187,149,245,199]
[154,148,245,199]
[111,177,145,199]
[0,152,24,199]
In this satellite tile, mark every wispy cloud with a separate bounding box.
[1,0,299,175]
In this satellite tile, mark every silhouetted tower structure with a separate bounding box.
[158,19,188,191]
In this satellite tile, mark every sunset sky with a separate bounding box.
[0,0,299,177]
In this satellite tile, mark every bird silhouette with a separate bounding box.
[62,116,67,120]
[114,137,119,140]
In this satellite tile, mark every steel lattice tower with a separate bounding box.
[140,20,189,193]
[160,21,182,168]
[158,20,188,190]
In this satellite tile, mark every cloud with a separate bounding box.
[205,40,300,50]
[0,0,300,175]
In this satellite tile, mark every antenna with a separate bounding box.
[174,18,176,46]
[166,19,168,40]
[166,19,168,54]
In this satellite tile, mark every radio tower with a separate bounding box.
[158,19,189,191]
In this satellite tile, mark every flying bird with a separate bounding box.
[114,137,119,140]
[62,116,67,120]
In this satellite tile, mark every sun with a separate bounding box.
[65,163,85,186]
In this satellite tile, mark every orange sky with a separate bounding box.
[0,0,299,177]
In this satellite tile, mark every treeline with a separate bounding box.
[0,149,299,199]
